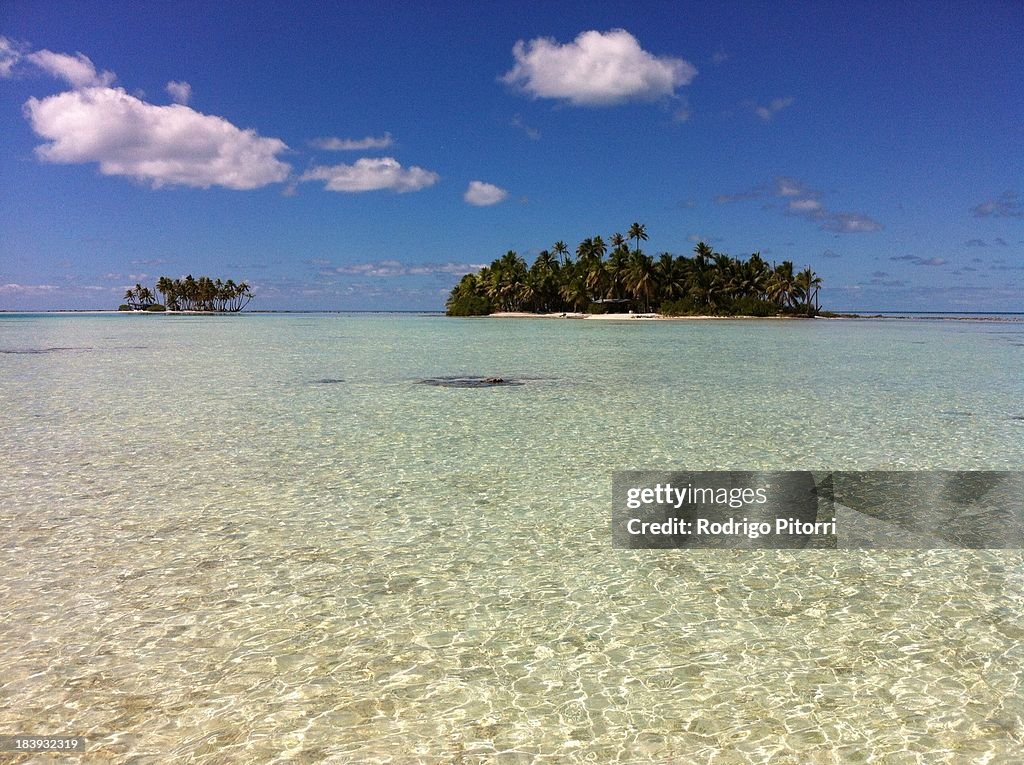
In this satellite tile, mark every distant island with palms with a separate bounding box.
[119,276,253,313]
[447,223,825,318]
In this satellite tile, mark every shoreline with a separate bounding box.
[484,311,1024,322]
[1,309,1020,322]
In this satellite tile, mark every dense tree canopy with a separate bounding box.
[446,225,823,317]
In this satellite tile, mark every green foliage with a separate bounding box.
[445,294,492,316]
[121,276,253,312]
[727,297,777,317]
[659,298,702,316]
[118,304,131,311]
[445,227,825,317]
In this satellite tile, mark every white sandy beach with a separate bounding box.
[487,311,804,321]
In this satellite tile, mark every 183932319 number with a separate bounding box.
[0,736,87,752]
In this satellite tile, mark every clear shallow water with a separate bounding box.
[1,313,1023,763]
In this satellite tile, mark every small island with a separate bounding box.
[119,275,253,312]
[447,223,825,318]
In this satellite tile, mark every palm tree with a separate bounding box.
[655,253,686,302]
[628,222,648,254]
[605,247,630,300]
[626,251,657,312]
[234,282,253,312]
[795,267,823,315]
[156,276,175,308]
[768,261,797,310]
[744,253,770,301]
[560,277,590,312]
[530,252,558,312]
[584,255,608,301]
[693,241,714,271]
[553,240,570,267]
[444,223,824,318]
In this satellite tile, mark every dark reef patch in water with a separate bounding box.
[0,347,91,354]
[311,378,345,384]
[416,376,525,388]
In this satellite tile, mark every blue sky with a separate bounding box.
[1,1,1021,311]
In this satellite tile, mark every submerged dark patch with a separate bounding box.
[311,378,345,384]
[0,347,89,354]
[416,376,525,388]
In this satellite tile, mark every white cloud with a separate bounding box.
[25,49,115,88]
[325,260,484,277]
[299,157,439,193]
[753,96,794,121]
[464,180,508,206]
[0,36,26,77]
[890,255,947,266]
[165,80,191,105]
[717,176,882,233]
[24,86,291,189]
[788,198,822,213]
[971,191,1023,218]
[774,177,809,197]
[501,29,697,106]
[823,213,883,233]
[510,114,540,140]
[310,133,394,151]
[0,283,60,294]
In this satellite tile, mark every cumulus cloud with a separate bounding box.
[299,157,439,193]
[309,133,394,151]
[25,48,115,88]
[752,96,794,121]
[501,29,696,106]
[165,80,191,104]
[24,86,291,189]
[971,191,1023,218]
[464,180,508,206]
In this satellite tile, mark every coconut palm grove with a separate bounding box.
[119,276,253,312]
[446,223,824,317]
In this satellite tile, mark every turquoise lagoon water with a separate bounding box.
[1,313,1023,763]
